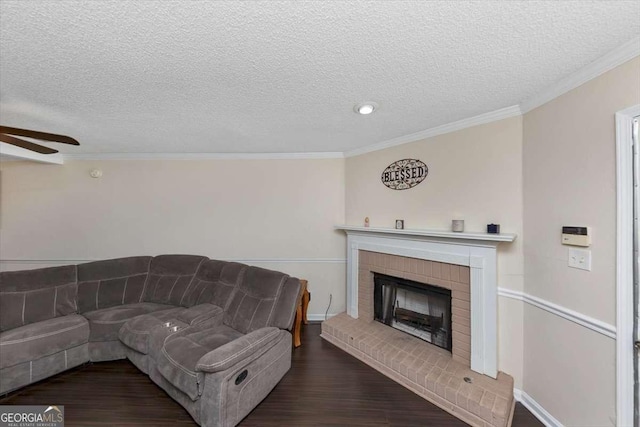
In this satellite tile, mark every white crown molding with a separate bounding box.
[0,142,64,164]
[62,152,344,161]
[344,105,522,158]
[520,37,640,114]
[497,287,616,339]
[514,388,564,427]
[343,38,639,158]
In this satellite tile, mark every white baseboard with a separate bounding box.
[306,313,337,322]
[514,388,564,427]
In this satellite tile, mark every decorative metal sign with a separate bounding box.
[381,159,428,190]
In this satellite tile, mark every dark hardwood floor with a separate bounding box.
[1,323,542,426]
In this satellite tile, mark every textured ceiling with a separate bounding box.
[1,1,639,154]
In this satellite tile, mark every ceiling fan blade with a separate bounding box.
[0,126,79,146]
[0,133,59,154]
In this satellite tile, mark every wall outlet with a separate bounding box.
[568,248,591,271]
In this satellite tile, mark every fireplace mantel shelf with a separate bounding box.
[335,225,516,243]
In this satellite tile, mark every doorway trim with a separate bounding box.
[616,104,640,427]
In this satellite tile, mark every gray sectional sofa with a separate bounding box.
[0,255,302,427]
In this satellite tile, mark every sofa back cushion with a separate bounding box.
[0,265,77,332]
[180,260,246,308]
[271,276,303,330]
[77,257,152,313]
[142,255,207,306]
[223,266,301,333]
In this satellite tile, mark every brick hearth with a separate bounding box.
[321,314,514,427]
[321,250,515,427]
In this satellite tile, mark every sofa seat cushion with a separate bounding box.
[119,303,224,355]
[118,307,184,354]
[157,324,243,401]
[84,303,174,342]
[0,314,89,369]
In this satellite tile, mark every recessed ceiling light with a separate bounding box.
[354,102,378,115]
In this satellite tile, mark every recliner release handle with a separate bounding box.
[235,370,248,385]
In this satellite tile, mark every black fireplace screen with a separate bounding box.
[373,273,452,352]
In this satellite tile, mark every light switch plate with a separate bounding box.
[568,248,591,271]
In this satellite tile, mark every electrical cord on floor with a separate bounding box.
[325,293,332,320]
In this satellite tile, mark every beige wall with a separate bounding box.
[523,306,616,426]
[345,116,525,386]
[0,158,347,317]
[523,56,640,425]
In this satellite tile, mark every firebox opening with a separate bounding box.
[373,273,452,352]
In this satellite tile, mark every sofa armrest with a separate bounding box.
[195,327,284,373]
[176,303,223,325]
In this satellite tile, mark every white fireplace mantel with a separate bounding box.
[335,225,516,243]
[335,225,517,379]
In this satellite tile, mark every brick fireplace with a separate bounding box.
[322,226,517,427]
[361,251,471,366]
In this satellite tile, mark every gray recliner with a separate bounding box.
[150,265,301,426]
